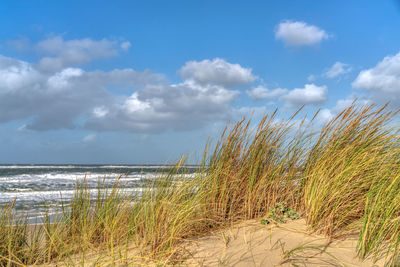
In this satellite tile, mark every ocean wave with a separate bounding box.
[0,165,198,169]
[0,166,197,211]
[0,187,142,203]
[0,172,196,182]
[0,172,157,181]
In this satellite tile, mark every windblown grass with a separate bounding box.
[43,176,135,262]
[303,104,400,236]
[202,109,310,224]
[0,200,29,266]
[128,161,210,260]
[1,103,400,266]
[358,160,400,265]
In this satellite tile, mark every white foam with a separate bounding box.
[0,188,142,202]
[0,172,154,182]
[0,166,198,207]
[0,165,195,169]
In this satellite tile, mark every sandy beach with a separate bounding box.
[34,218,384,266]
[182,219,383,267]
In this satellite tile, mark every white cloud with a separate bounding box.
[0,55,164,130]
[179,58,255,87]
[315,95,370,125]
[86,80,240,132]
[280,83,328,108]
[92,106,109,118]
[232,106,270,121]
[334,96,361,111]
[353,52,400,94]
[275,20,329,47]
[47,68,84,89]
[34,36,128,72]
[0,50,252,133]
[324,62,352,78]
[83,134,96,142]
[246,86,287,101]
[0,55,42,92]
[316,108,334,124]
[352,52,400,107]
[120,41,131,51]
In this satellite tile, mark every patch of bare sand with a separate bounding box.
[32,219,386,266]
[182,219,384,267]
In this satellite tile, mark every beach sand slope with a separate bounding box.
[183,219,384,267]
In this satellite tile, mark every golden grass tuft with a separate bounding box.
[303,104,400,236]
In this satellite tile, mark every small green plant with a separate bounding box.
[261,202,299,225]
[285,208,299,220]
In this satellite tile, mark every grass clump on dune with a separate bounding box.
[0,201,30,266]
[128,161,210,259]
[303,104,400,236]
[358,164,400,265]
[43,176,135,262]
[202,109,309,224]
[1,103,400,266]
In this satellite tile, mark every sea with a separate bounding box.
[0,164,197,223]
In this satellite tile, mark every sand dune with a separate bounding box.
[183,219,384,267]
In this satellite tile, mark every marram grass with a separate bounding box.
[1,104,400,266]
[303,104,400,236]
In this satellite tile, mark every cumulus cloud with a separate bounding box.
[352,52,400,106]
[120,41,131,51]
[0,54,166,130]
[83,134,96,142]
[246,86,287,101]
[353,52,400,94]
[275,20,329,47]
[316,108,334,124]
[280,83,328,108]
[87,58,257,132]
[315,95,370,124]
[86,80,240,132]
[324,62,352,78]
[0,55,42,92]
[0,51,254,133]
[179,58,255,87]
[32,36,130,72]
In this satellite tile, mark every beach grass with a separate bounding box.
[1,103,400,266]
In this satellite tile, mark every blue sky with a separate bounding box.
[1,0,400,164]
